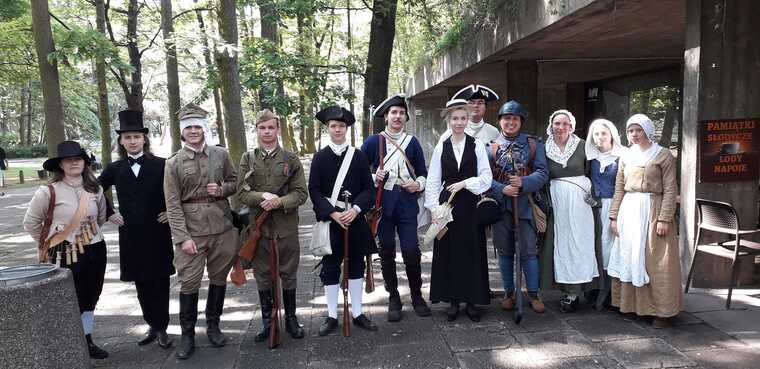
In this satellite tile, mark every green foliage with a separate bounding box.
[432,16,474,57]
[49,25,132,71]
[3,144,48,158]
[0,16,36,85]
[0,0,27,22]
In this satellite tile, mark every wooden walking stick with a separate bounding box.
[341,190,352,337]
[269,237,282,348]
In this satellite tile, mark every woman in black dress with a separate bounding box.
[425,99,493,321]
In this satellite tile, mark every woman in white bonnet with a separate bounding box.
[541,109,599,313]
[608,113,681,328]
[585,119,626,308]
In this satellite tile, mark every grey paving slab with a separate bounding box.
[601,338,698,369]
[692,308,760,347]
[567,315,653,343]
[514,330,602,360]
[441,322,516,352]
[456,351,621,369]
[685,347,760,369]
[651,323,746,352]
[308,341,459,369]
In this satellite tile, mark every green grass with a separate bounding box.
[2,165,47,187]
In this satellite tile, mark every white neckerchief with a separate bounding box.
[623,142,662,167]
[128,151,144,176]
[465,119,485,136]
[450,135,466,169]
[328,141,348,155]
[383,128,404,141]
[545,134,580,168]
[594,150,619,173]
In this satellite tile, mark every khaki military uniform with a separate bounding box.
[164,144,238,293]
[237,147,307,290]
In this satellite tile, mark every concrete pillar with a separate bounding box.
[681,0,760,287]
[506,60,539,135]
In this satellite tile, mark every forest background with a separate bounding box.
[0,0,505,168]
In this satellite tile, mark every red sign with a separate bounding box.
[699,118,760,182]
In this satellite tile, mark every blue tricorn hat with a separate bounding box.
[372,94,408,118]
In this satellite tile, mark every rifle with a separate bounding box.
[341,190,352,337]
[509,153,524,325]
[230,157,295,286]
[269,237,282,348]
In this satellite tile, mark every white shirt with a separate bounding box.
[438,119,502,145]
[380,132,426,191]
[424,136,493,211]
[128,152,144,177]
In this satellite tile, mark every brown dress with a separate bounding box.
[608,148,682,317]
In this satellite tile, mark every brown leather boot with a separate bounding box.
[652,317,671,329]
[528,294,546,313]
[501,296,515,311]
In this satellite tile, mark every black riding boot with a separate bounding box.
[85,334,109,359]
[255,290,273,342]
[283,289,305,339]
[402,249,431,317]
[380,247,402,322]
[176,292,198,360]
[205,284,227,347]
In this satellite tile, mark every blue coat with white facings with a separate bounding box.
[488,133,549,220]
[361,134,427,219]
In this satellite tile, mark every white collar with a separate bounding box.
[383,129,405,141]
[127,152,144,159]
[328,141,348,155]
[468,119,485,129]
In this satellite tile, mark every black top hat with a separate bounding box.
[452,84,499,102]
[43,141,91,172]
[315,106,356,126]
[372,94,408,118]
[115,110,149,134]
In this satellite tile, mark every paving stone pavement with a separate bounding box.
[2,157,760,369]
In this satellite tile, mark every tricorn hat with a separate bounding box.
[115,110,149,134]
[43,140,91,172]
[453,84,499,102]
[372,94,408,118]
[315,106,356,126]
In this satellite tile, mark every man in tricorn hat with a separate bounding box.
[361,94,430,322]
[99,110,175,349]
[308,105,378,336]
[440,84,501,144]
[163,103,238,359]
[237,109,308,344]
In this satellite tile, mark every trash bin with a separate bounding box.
[0,265,91,369]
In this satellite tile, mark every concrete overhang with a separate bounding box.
[405,0,686,100]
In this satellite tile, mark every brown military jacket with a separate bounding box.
[164,144,237,244]
[237,147,307,239]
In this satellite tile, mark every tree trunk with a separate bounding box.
[215,0,247,169]
[362,0,398,136]
[125,0,143,111]
[195,4,226,147]
[161,0,181,152]
[346,1,356,146]
[30,0,65,155]
[296,14,316,154]
[18,88,26,145]
[258,0,295,151]
[26,84,33,145]
[95,0,112,166]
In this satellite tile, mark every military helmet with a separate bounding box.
[497,100,527,119]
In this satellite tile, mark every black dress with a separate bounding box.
[429,136,490,305]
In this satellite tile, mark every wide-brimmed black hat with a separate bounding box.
[315,106,356,126]
[372,94,408,118]
[43,140,90,172]
[115,110,149,134]
[453,84,499,102]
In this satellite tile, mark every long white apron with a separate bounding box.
[550,175,599,284]
[607,192,651,287]
[600,198,614,269]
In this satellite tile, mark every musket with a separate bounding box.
[269,237,282,348]
[509,151,524,325]
[341,190,352,337]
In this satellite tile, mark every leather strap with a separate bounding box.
[380,133,417,179]
[46,190,92,251]
[37,184,56,262]
[373,135,385,208]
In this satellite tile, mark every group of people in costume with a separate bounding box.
[22,82,682,361]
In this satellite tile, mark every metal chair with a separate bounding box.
[684,199,760,309]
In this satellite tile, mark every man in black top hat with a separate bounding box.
[361,94,431,322]
[99,110,176,349]
[309,105,378,336]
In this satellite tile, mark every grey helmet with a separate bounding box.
[497,100,527,119]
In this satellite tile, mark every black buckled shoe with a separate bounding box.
[283,289,305,339]
[352,314,378,331]
[137,328,157,346]
[318,317,339,336]
[205,284,227,347]
[387,291,403,322]
[156,330,172,349]
[255,290,273,342]
[85,334,109,359]
[446,302,459,321]
[465,303,480,322]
